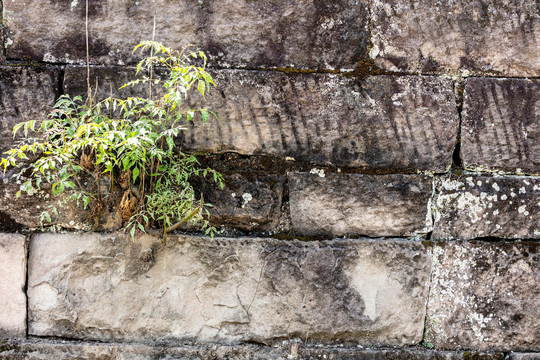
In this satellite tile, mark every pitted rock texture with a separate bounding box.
[0,339,507,360]
[371,0,540,77]
[426,241,540,351]
[63,68,459,171]
[0,233,26,337]
[289,172,433,237]
[0,66,60,154]
[461,78,540,174]
[28,233,431,346]
[191,173,284,232]
[4,0,368,69]
[433,175,540,240]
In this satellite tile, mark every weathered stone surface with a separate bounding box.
[0,233,26,337]
[426,241,540,351]
[63,66,150,100]
[289,172,433,237]
[0,339,507,360]
[0,66,60,154]
[184,73,458,171]
[5,0,368,69]
[510,354,540,360]
[433,175,540,240]
[461,78,540,174]
[64,67,459,171]
[371,0,540,77]
[28,233,431,346]
[192,173,284,232]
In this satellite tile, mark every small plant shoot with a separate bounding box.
[1,41,223,239]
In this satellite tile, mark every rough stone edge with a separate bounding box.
[0,339,512,359]
[0,233,28,338]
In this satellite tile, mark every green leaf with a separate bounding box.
[200,108,209,124]
[132,167,140,183]
[198,80,205,97]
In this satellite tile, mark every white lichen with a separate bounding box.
[309,168,325,178]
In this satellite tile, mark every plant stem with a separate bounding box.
[85,0,91,106]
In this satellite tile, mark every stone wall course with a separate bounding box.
[0,233,27,337]
[371,0,540,77]
[4,0,369,69]
[433,175,540,240]
[289,172,433,237]
[0,339,508,360]
[426,241,540,351]
[27,233,431,346]
[461,78,540,175]
[64,67,459,172]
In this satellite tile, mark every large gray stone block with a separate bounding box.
[28,233,431,346]
[0,233,27,337]
[0,66,60,154]
[371,0,540,77]
[289,172,433,237]
[461,78,540,174]
[433,175,540,240]
[4,0,369,69]
[64,67,459,171]
[426,241,540,351]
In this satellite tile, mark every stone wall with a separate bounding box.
[0,0,539,358]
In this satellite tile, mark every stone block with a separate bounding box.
[0,66,60,154]
[0,233,27,337]
[433,175,540,240]
[371,0,540,77]
[64,68,459,171]
[28,233,431,346]
[289,172,433,237]
[426,241,540,351]
[192,173,284,232]
[461,78,540,174]
[4,0,369,69]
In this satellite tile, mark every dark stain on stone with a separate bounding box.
[420,55,440,73]
[261,241,369,333]
[0,212,24,232]
[459,56,477,70]
[384,55,409,72]
[6,39,43,61]
[53,33,110,61]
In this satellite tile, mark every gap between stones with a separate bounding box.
[24,233,30,338]
[2,59,540,81]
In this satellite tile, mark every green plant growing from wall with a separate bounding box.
[1,41,223,239]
